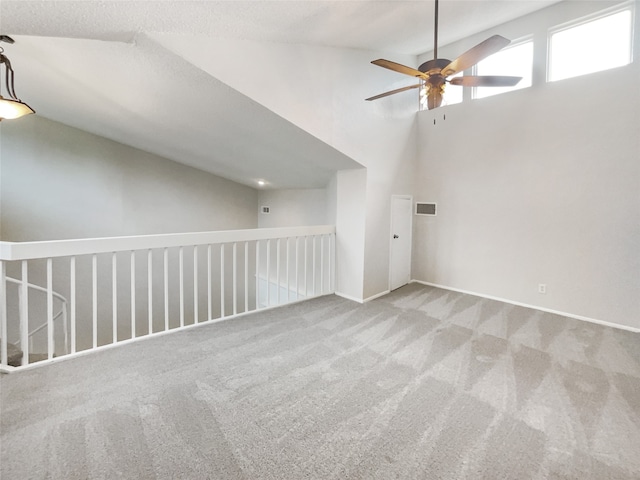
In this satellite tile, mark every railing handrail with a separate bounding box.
[6,277,69,304]
[0,225,336,261]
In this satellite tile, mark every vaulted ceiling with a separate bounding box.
[1,1,561,188]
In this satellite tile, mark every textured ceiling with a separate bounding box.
[0,1,562,188]
[2,1,562,55]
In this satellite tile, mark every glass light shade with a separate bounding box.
[0,96,34,120]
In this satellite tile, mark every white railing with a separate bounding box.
[0,225,335,372]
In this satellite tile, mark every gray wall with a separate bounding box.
[412,1,640,329]
[257,188,328,228]
[1,115,258,241]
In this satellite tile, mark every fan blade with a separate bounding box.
[450,75,522,87]
[441,35,511,77]
[366,84,421,101]
[371,59,428,79]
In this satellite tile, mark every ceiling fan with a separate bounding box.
[366,0,522,109]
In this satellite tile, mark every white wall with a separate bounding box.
[335,169,367,301]
[257,188,328,228]
[325,173,338,226]
[1,115,258,241]
[413,1,640,329]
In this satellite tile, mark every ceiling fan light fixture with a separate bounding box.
[419,82,429,105]
[0,36,35,121]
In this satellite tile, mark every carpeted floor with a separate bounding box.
[1,284,639,479]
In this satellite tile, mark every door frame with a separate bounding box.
[389,194,413,291]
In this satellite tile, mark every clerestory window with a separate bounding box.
[548,3,633,82]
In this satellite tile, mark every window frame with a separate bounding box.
[546,1,635,83]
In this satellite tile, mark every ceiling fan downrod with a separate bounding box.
[434,0,439,61]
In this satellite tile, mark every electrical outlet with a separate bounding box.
[538,284,547,294]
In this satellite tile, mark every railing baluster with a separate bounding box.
[111,253,116,344]
[320,235,325,294]
[244,242,249,313]
[304,236,308,298]
[20,260,29,366]
[233,242,237,315]
[295,237,299,301]
[131,251,136,339]
[207,244,212,321]
[312,236,317,296]
[148,249,153,334]
[163,248,169,331]
[71,256,77,352]
[330,234,335,293]
[193,246,198,324]
[266,239,271,307]
[0,261,7,366]
[286,238,290,303]
[92,254,98,348]
[255,241,260,309]
[220,244,225,317]
[179,246,184,328]
[276,238,281,305]
[62,302,69,355]
[47,258,54,360]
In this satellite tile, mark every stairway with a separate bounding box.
[1,341,49,367]
[3,276,68,369]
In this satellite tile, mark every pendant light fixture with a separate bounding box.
[0,35,35,121]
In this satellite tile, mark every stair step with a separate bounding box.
[5,341,22,367]
[2,340,51,367]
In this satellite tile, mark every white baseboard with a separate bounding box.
[364,290,391,303]
[335,289,390,304]
[335,291,364,304]
[411,280,640,334]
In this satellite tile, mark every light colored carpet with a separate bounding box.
[1,284,639,479]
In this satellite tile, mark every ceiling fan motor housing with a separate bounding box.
[418,58,451,74]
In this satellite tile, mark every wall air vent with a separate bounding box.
[416,202,436,216]
[261,206,270,214]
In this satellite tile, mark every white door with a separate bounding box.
[390,195,413,291]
